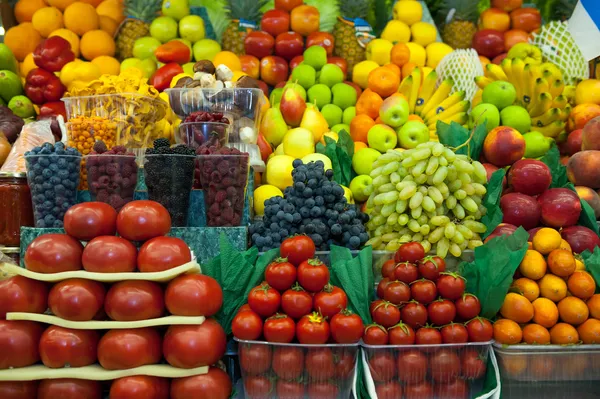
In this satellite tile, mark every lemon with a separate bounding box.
[283,127,315,159]
[253,184,284,216]
[381,20,410,44]
[411,22,437,47]
[393,0,422,26]
[405,42,426,67]
[366,39,394,66]
[352,60,379,89]
[426,42,453,68]
[266,155,295,190]
[301,153,333,171]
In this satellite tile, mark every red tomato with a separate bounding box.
[307,381,339,399]
[363,323,389,345]
[280,235,315,266]
[170,367,232,399]
[428,299,457,326]
[417,256,446,281]
[137,236,191,272]
[38,379,102,399]
[305,347,335,381]
[248,283,281,318]
[239,343,272,375]
[334,349,356,379]
[281,285,313,319]
[313,284,348,318]
[64,202,117,241]
[263,313,295,343]
[163,319,227,368]
[384,280,411,305]
[297,258,329,292]
[404,381,433,399]
[238,304,252,313]
[24,233,83,273]
[466,317,494,342]
[265,258,296,292]
[370,299,384,315]
[105,280,164,321]
[371,301,400,328]
[376,277,390,299]
[0,381,37,399]
[296,312,329,344]
[244,376,273,399]
[436,273,466,300]
[330,309,364,343]
[0,275,48,318]
[401,301,428,329]
[0,320,43,369]
[368,352,396,382]
[276,380,304,399]
[394,242,425,263]
[272,346,303,380]
[82,236,137,273]
[48,278,106,321]
[415,327,442,345]
[430,349,461,382]
[462,348,487,379]
[388,322,416,345]
[39,326,99,368]
[397,350,428,383]
[455,293,482,320]
[116,200,171,242]
[376,381,403,399]
[98,328,162,370]
[381,259,397,279]
[109,376,169,399]
[440,323,469,343]
[394,262,419,284]
[434,379,469,399]
[165,274,222,317]
[410,279,437,304]
[232,310,263,340]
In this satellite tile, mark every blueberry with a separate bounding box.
[39,157,50,167]
[36,219,46,228]
[271,232,281,242]
[40,148,51,155]
[66,147,79,156]
[53,220,64,228]
[33,175,44,184]
[293,213,302,223]
[50,176,61,185]
[42,201,53,211]
[55,142,65,150]
[57,170,69,180]
[52,206,61,215]
[305,198,315,208]
[55,185,66,195]
[280,229,289,237]
[360,232,369,242]
[42,169,52,179]
[44,214,56,224]
[264,236,273,246]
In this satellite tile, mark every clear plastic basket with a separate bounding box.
[176,122,231,149]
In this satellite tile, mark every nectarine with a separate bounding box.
[568,104,600,132]
[575,186,600,218]
[483,126,526,167]
[582,116,600,151]
[567,151,600,189]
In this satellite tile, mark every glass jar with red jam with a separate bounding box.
[0,172,34,247]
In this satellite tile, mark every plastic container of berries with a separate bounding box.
[86,150,139,212]
[176,122,231,149]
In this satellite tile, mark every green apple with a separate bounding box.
[352,148,381,175]
[270,88,284,106]
[303,46,327,70]
[331,83,357,110]
[343,106,356,126]
[397,121,429,149]
[470,103,500,132]
[291,64,316,89]
[321,104,343,127]
[192,39,221,62]
[379,95,409,128]
[121,57,156,78]
[121,58,140,71]
[368,124,397,152]
[507,43,542,65]
[150,16,179,43]
[162,0,189,20]
[331,123,350,135]
[349,175,373,202]
[133,36,161,60]
[179,15,205,43]
[182,62,194,75]
[283,82,307,101]
[307,84,332,109]
[174,38,192,50]
[500,105,531,134]
[523,131,552,158]
[482,80,516,110]
[319,63,344,88]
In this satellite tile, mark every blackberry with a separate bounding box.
[153,138,171,148]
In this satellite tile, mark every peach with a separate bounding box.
[567,151,600,189]
[537,188,582,228]
[483,126,526,167]
[582,116,600,150]
[559,129,583,155]
[479,8,511,32]
[504,29,530,51]
[575,186,600,218]
[567,104,600,132]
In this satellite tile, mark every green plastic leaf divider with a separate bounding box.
[481,169,506,239]
[316,129,355,187]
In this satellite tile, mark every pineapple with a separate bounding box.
[116,0,162,61]
[221,0,267,55]
[440,0,478,50]
[333,0,373,79]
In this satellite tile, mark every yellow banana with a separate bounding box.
[423,90,464,123]
[558,104,572,121]
[540,62,563,82]
[428,112,468,130]
[420,79,453,118]
[527,92,553,117]
[533,78,550,99]
[531,108,560,128]
[552,94,568,108]
[398,75,413,99]
[408,68,421,113]
[527,63,543,82]
[549,79,564,99]
[485,63,508,81]
[536,120,566,138]
[522,64,534,106]
[428,100,470,125]
[511,58,526,104]
[562,85,576,102]
[475,76,493,90]
[415,70,438,116]
[500,58,513,82]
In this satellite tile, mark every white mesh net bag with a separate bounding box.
[530,21,589,85]
[435,49,483,107]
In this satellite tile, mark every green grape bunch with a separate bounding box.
[363,141,488,258]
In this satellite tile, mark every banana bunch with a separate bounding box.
[475,58,576,139]
[399,68,470,140]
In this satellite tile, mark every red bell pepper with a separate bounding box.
[150,63,184,92]
[24,68,66,105]
[38,101,67,120]
[32,36,75,73]
[155,41,191,64]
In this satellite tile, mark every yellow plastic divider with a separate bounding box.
[6,313,205,329]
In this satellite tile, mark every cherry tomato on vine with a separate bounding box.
[401,301,428,329]
[462,349,487,379]
[307,381,339,399]
[313,284,348,319]
[48,278,106,321]
[98,328,162,370]
[370,299,385,315]
[397,350,428,384]
[410,279,437,304]
[263,314,295,343]
[105,280,165,321]
[281,285,313,319]
[163,319,227,368]
[435,379,468,399]
[363,323,389,345]
[455,293,482,320]
[417,256,446,281]
[376,381,403,399]
[377,277,390,299]
[394,262,419,284]
[437,273,466,300]
[335,349,356,379]
[165,274,223,317]
[109,376,169,399]
[427,299,457,326]
[239,343,272,375]
[440,323,469,343]
[388,322,416,345]
[0,275,48,319]
[38,379,102,399]
[368,352,396,382]
[394,242,425,263]
[415,327,442,345]
[232,309,263,340]
[297,259,329,292]
[466,317,494,342]
[39,326,99,368]
[280,235,315,266]
[430,349,461,382]
[170,367,232,399]
[371,301,400,328]
[404,381,433,399]
[265,258,297,292]
[0,320,44,369]
[383,281,411,305]
[243,376,273,399]
[248,283,281,318]
[381,259,397,279]
[276,380,304,399]
[305,347,335,381]
[272,347,303,380]
[296,312,329,344]
[330,309,364,343]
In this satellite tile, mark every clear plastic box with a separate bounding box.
[234,338,358,399]
[176,121,231,149]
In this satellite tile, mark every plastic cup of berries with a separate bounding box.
[24,143,82,228]
[177,122,231,149]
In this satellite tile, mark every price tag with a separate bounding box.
[351,18,376,48]
[568,0,600,61]
[237,19,259,32]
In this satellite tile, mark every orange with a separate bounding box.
[4,23,42,61]
[532,227,562,255]
[558,296,589,325]
[49,28,80,57]
[390,43,411,67]
[559,239,572,252]
[587,294,600,319]
[79,0,103,6]
[354,141,368,152]
[501,355,527,378]
[548,249,576,277]
[539,274,568,302]
[46,0,76,10]
[493,319,523,344]
[401,62,417,79]
[356,88,383,119]
[407,114,423,123]
[512,277,540,302]
[350,114,376,143]
[382,63,401,77]
[532,297,559,328]
[31,6,63,37]
[518,250,547,280]
[14,0,47,23]
[374,116,383,124]
[577,318,600,344]
[99,15,119,36]
[550,322,579,344]
[500,293,534,323]
[214,51,242,72]
[567,271,596,299]
[80,29,115,60]
[63,2,99,36]
[522,324,551,344]
[96,0,125,24]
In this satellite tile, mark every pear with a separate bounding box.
[300,106,329,144]
[260,107,288,147]
[280,88,306,127]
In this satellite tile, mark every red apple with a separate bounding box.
[479,8,511,32]
[500,193,541,230]
[328,56,348,76]
[528,227,542,241]
[275,0,302,12]
[260,55,289,86]
[306,31,335,56]
[492,0,523,12]
[239,54,260,79]
[245,31,275,59]
[507,159,552,196]
[560,129,583,155]
[261,10,290,38]
[484,223,518,243]
[511,7,541,33]
[537,188,582,228]
[472,29,505,59]
[257,80,269,97]
[343,80,362,99]
[275,32,304,61]
[492,53,508,64]
[289,55,304,71]
[561,226,600,254]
